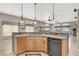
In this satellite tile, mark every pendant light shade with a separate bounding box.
[48,16,51,21]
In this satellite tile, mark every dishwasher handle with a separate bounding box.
[48,39,61,43]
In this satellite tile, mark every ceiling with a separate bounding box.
[0,3,79,22]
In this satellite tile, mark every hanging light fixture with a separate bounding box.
[48,16,51,21]
[34,3,37,25]
[48,3,58,24]
[19,3,25,29]
[52,3,55,20]
[48,3,55,24]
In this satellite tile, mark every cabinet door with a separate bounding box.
[26,37,34,51]
[16,37,21,53]
[20,36,26,52]
[33,37,38,51]
[16,36,26,54]
[42,37,47,53]
[34,37,43,51]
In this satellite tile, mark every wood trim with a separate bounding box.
[16,50,48,56]
[61,39,68,56]
[60,40,62,56]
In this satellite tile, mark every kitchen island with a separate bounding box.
[12,32,69,56]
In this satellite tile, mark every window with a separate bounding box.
[55,26,70,33]
[3,24,18,36]
[12,25,18,32]
[25,26,34,32]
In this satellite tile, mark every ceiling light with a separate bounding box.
[74,9,77,12]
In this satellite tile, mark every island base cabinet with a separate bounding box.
[15,36,68,56]
[16,37,21,54]
[26,37,34,51]
[16,36,48,54]
[33,37,43,51]
[26,37,47,52]
[61,39,69,56]
[42,37,47,53]
[16,36,26,54]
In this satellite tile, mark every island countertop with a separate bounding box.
[12,32,68,39]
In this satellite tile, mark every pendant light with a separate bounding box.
[48,3,55,24]
[48,16,51,21]
[52,3,56,24]
[34,3,37,25]
[19,3,25,29]
[20,3,24,25]
[48,3,57,24]
[52,3,54,20]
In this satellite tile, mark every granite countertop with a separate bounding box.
[13,34,67,40]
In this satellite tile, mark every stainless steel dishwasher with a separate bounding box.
[48,37,61,56]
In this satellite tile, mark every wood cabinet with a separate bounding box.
[34,37,44,51]
[26,37,34,51]
[20,37,26,52]
[16,37,21,53]
[16,36,26,54]
[26,36,47,52]
[61,39,68,56]
[42,37,47,52]
[16,36,47,54]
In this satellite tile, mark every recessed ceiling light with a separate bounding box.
[74,9,77,12]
